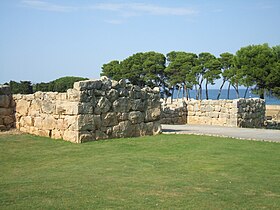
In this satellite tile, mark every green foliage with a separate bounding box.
[1,134,280,209]
[101,60,122,81]
[101,51,166,88]
[34,76,88,92]
[235,44,275,98]
[9,80,33,94]
[100,43,280,99]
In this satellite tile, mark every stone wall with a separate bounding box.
[13,78,161,143]
[236,98,265,128]
[161,98,265,128]
[266,105,280,121]
[0,85,15,131]
[161,99,187,124]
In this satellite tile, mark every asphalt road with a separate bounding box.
[161,124,280,143]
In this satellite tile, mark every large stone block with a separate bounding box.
[128,111,144,124]
[96,97,111,113]
[56,101,79,115]
[15,100,30,115]
[0,108,13,116]
[42,115,57,130]
[113,97,130,113]
[95,130,108,140]
[107,89,119,102]
[102,112,118,127]
[74,80,103,91]
[0,95,10,108]
[145,108,161,122]
[41,100,55,114]
[67,89,80,101]
[64,115,78,131]
[78,114,96,131]
[0,85,11,95]
[63,130,79,143]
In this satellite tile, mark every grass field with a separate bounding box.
[0,134,280,209]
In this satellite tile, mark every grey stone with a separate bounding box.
[113,97,130,113]
[97,97,111,113]
[102,112,118,127]
[0,95,11,108]
[128,111,144,124]
[107,89,119,102]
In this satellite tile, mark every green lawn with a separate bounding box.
[0,134,280,210]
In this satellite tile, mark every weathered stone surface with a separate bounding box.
[0,95,10,108]
[63,130,79,143]
[162,98,265,128]
[16,100,30,115]
[113,97,130,113]
[128,111,144,124]
[0,85,11,95]
[107,89,119,102]
[64,115,78,131]
[3,116,14,125]
[73,80,102,91]
[118,79,126,88]
[67,89,80,101]
[41,101,55,114]
[102,112,118,127]
[95,130,108,140]
[9,78,161,143]
[0,108,13,116]
[96,97,111,113]
[56,101,79,115]
[146,108,161,122]
[42,115,56,130]
[78,114,95,131]
[79,131,94,143]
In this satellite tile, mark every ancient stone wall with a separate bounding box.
[0,85,15,130]
[161,99,187,124]
[236,98,265,128]
[187,99,238,126]
[162,98,265,128]
[13,78,161,143]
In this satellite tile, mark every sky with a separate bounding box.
[0,0,280,87]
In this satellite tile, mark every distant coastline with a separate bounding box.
[172,89,280,105]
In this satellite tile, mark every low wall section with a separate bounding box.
[13,78,161,143]
[161,98,265,128]
[161,100,187,124]
[0,85,15,131]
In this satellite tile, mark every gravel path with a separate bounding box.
[162,124,280,143]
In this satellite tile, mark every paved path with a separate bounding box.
[162,124,280,143]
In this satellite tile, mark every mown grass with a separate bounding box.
[0,134,280,209]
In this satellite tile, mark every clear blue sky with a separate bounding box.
[1,0,280,86]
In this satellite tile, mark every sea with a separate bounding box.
[171,89,280,105]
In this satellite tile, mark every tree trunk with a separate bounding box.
[182,84,185,100]
[205,80,209,100]
[171,87,174,104]
[233,85,239,98]
[244,87,249,98]
[227,83,231,99]
[177,86,181,101]
[195,85,199,100]
[217,79,226,100]
[260,89,265,99]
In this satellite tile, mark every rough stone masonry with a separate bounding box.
[13,77,161,143]
[161,98,266,128]
[0,85,15,131]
